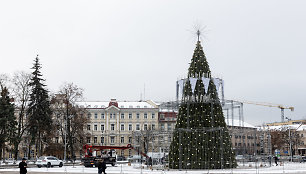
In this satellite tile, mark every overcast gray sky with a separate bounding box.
[1,0,305,125]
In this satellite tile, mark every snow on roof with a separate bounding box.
[261,124,306,131]
[225,119,255,128]
[159,108,178,112]
[76,101,157,109]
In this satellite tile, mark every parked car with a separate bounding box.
[300,156,306,162]
[116,156,127,161]
[36,156,63,168]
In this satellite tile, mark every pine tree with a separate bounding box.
[27,55,53,157]
[169,38,237,169]
[0,87,17,161]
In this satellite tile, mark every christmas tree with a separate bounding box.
[169,36,236,169]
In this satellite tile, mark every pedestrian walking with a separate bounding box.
[97,158,107,174]
[19,158,27,174]
[274,156,279,166]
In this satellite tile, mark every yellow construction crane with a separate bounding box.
[233,100,294,122]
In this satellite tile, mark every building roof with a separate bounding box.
[76,100,157,109]
[225,119,255,128]
[262,124,306,131]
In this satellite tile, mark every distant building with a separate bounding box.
[76,99,159,157]
[226,119,260,156]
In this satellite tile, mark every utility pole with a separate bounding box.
[285,117,292,162]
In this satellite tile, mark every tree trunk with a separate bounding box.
[67,117,74,159]
[0,146,2,162]
[13,141,19,160]
[14,103,25,160]
[2,147,5,162]
[27,144,31,160]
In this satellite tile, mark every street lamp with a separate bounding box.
[285,117,293,162]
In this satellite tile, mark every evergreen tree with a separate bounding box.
[27,55,53,157]
[0,87,17,161]
[169,39,236,169]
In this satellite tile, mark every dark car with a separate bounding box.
[116,156,126,161]
[300,156,306,162]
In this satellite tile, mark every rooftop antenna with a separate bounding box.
[144,83,145,101]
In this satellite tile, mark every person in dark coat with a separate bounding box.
[274,156,279,166]
[19,158,27,174]
[97,159,107,174]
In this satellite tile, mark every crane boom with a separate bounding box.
[231,99,294,122]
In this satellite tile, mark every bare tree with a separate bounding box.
[10,71,31,160]
[0,74,9,91]
[271,129,301,157]
[50,82,88,160]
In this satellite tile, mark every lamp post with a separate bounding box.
[285,117,293,162]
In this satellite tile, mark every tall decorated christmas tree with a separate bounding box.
[169,35,236,169]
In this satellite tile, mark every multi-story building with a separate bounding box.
[226,119,259,156]
[77,99,159,157]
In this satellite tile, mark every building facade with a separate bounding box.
[77,99,159,157]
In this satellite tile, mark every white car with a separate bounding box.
[36,156,63,168]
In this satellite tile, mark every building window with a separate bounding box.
[111,124,115,131]
[129,124,132,131]
[144,113,147,119]
[121,124,125,131]
[129,113,132,119]
[94,113,98,119]
[121,137,124,143]
[94,125,97,131]
[110,113,116,119]
[129,149,132,156]
[101,137,104,144]
[86,137,91,144]
[110,137,115,144]
[129,137,132,143]
[87,113,91,119]
[94,137,97,143]
[160,114,165,119]
[55,137,59,143]
[152,113,155,119]
[136,113,140,119]
[101,113,105,119]
[167,124,172,131]
[136,124,140,130]
[87,125,91,131]
[110,113,113,119]
[152,124,155,130]
[121,113,124,119]
[144,124,148,130]
[161,123,164,130]
[101,124,105,131]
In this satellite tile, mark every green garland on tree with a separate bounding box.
[169,40,237,169]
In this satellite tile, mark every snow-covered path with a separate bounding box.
[1,162,306,174]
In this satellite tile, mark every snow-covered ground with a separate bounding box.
[1,162,306,173]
